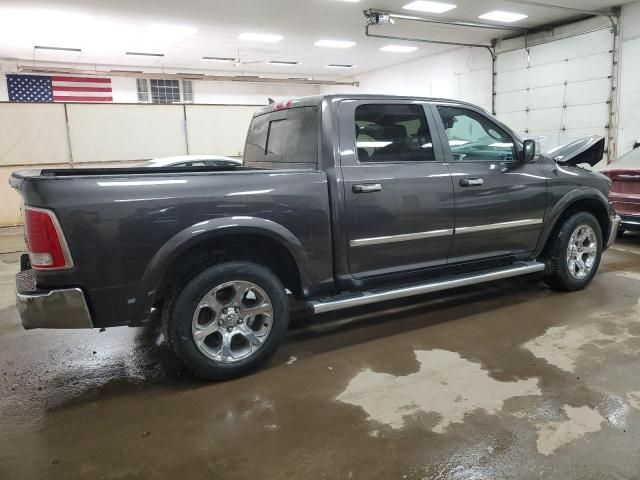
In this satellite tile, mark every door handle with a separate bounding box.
[353,183,382,193]
[459,178,484,187]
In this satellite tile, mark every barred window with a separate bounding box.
[182,80,193,103]
[150,79,180,104]
[136,79,194,104]
[136,78,149,103]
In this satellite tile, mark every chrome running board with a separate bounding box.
[306,261,545,315]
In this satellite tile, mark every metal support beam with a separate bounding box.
[502,0,612,17]
[15,64,359,87]
[364,9,528,33]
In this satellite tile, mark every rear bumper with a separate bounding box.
[607,215,621,247]
[620,214,640,231]
[15,269,93,329]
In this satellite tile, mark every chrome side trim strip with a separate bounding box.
[455,218,543,234]
[350,228,453,247]
[307,261,545,314]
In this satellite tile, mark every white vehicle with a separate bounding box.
[143,155,242,168]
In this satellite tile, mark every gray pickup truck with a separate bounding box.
[11,95,620,380]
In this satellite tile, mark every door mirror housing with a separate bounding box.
[523,139,538,163]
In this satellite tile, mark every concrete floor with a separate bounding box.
[1,235,640,480]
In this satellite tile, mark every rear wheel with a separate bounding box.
[543,212,603,291]
[164,261,289,380]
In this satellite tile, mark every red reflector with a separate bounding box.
[24,207,70,269]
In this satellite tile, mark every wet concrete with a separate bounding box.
[1,235,640,479]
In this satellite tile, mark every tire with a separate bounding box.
[543,211,603,291]
[164,261,289,381]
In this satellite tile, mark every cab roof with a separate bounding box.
[253,94,486,117]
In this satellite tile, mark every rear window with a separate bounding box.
[244,106,318,169]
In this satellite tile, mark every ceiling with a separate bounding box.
[0,0,629,79]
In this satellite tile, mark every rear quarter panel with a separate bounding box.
[19,170,332,327]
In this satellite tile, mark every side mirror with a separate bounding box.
[523,139,537,163]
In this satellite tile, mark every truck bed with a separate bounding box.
[11,166,333,328]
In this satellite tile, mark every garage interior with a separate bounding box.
[1,0,640,479]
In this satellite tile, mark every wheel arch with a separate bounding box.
[133,217,311,322]
[534,188,611,259]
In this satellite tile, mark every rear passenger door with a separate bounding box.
[339,100,455,279]
[431,103,547,263]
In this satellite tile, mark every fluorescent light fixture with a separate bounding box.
[126,51,165,57]
[315,39,356,48]
[110,69,144,73]
[325,64,356,68]
[380,45,418,53]
[402,1,457,13]
[268,60,301,65]
[34,45,81,52]
[335,0,360,2]
[238,32,283,43]
[202,56,236,62]
[478,10,528,22]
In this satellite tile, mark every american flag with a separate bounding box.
[6,74,113,102]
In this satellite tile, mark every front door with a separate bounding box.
[338,101,455,279]
[431,104,547,263]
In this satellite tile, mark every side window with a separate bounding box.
[244,114,268,161]
[355,104,435,163]
[266,119,288,155]
[436,106,515,162]
[244,107,318,169]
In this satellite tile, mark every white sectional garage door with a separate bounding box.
[494,28,614,161]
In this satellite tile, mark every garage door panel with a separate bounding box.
[495,50,528,73]
[563,104,609,129]
[495,90,527,114]
[528,85,565,110]
[528,108,563,131]
[495,69,528,94]
[566,53,612,83]
[564,78,611,106]
[527,62,568,89]
[528,29,612,67]
[495,111,528,132]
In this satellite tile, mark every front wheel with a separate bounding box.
[164,261,289,380]
[543,212,603,291]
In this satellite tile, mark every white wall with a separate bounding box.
[0,61,320,105]
[617,1,640,157]
[323,47,493,112]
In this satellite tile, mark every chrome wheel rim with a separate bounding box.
[566,224,598,280]
[191,280,273,364]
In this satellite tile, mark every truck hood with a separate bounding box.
[538,135,605,167]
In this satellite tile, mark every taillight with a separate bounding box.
[24,207,72,269]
